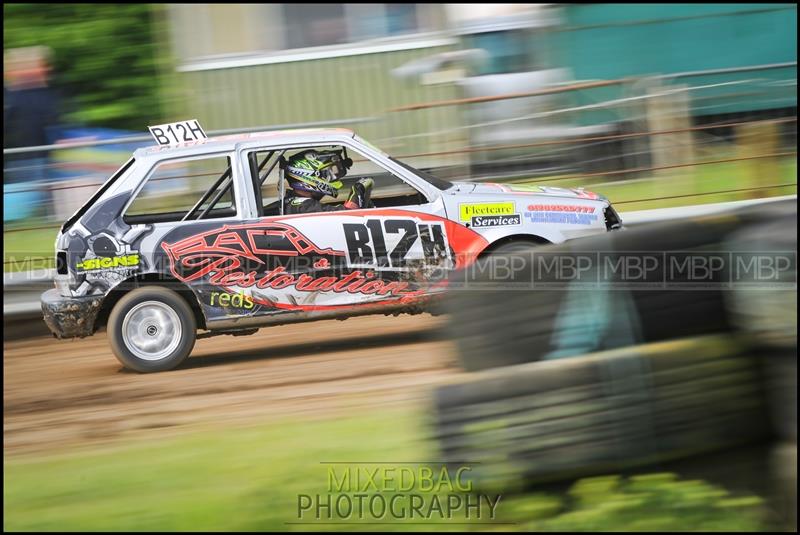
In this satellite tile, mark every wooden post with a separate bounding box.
[645,82,695,197]
[736,120,781,199]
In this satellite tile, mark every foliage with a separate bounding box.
[3,3,167,129]
[501,473,766,532]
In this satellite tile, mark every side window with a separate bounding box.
[247,150,284,216]
[246,145,431,216]
[125,155,236,223]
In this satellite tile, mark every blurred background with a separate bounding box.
[3,3,797,269]
[3,3,797,532]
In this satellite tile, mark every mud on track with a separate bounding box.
[4,314,462,455]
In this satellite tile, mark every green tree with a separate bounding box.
[3,3,167,130]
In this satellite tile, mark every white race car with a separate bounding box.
[42,121,623,372]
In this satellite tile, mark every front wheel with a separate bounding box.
[108,286,197,373]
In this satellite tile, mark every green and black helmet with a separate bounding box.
[284,150,349,198]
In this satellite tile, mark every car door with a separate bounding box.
[232,144,487,313]
[140,152,257,324]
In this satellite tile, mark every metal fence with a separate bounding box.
[380,64,797,183]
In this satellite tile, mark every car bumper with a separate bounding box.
[41,288,104,338]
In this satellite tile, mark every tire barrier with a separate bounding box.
[724,206,797,349]
[722,209,797,444]
[444,198,797,372]
[760,348,797,444]
[770,443,797,531]
[431,335,770,490]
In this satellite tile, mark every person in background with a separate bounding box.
[3,46,63,221]
[4,46,62,184]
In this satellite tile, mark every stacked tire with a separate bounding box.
[444,200,796,372]
[723,206,797,530]
[432,335,769,488]
[434,199,795,524]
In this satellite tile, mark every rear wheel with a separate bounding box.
[108,286,196,373]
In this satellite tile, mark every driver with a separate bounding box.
[283,149,374,214]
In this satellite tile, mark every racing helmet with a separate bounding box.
[284,149,350,198]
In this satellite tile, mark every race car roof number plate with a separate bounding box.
[148,120,207,146]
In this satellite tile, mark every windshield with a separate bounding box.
[389,156,453,191]
[354,134,453,191]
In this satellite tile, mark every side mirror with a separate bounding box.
[343,157,353,169]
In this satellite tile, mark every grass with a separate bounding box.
[4,406,467,532]
[3,405,770,532]
[512,157,796,212]
[3,226,59,272]
[3,158,796,272]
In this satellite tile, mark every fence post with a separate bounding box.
[645,82,695,196]
[736,120,781,199]
[623,77,652,178]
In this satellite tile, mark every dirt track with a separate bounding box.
[4,314,461,455]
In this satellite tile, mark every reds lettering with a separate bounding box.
[343,219,450,269]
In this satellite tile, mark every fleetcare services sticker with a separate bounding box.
[470,214,521,227]
[148,119,207,146]
[459,202,515,222]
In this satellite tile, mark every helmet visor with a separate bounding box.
[318,151,348,180]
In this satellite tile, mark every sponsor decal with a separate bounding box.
[215,266,416,297]
[160,211,489,311]
[68,225,153,297]
[162,222,343,281]
[459,202,515,222]
[210,291,254,309]
[527,204,595,213]
[161,221,423,300]
[76,253,140,272]
[343,218,451,270]
[524,211,598,225]
[471,214,521,227]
